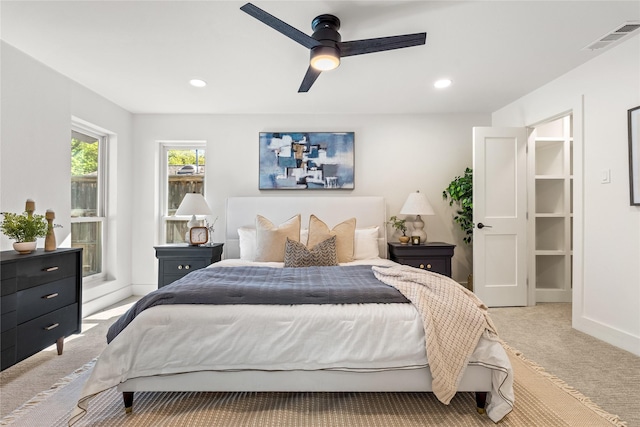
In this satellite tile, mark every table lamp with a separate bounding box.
[175,193,213,240]
[400,190,434,243]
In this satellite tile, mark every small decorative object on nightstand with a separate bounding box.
[388,241,455,277]
[175,193,213,245]
[154,243,223,288]
[400,191,435,243]
[411,235,421,245]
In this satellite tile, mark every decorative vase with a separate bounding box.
[45,209,57,251]
[13,241,37,254]
[398,235,410,245]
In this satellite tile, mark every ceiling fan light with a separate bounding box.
[310,46,340,71]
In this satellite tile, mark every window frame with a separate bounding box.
[71,121,108,282]
[159,141,206,244]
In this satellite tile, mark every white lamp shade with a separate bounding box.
[175,193,212,217]
[400,191,435,216]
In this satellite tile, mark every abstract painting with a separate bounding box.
[259,132,354,190]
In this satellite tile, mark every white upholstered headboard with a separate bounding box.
[225,196,387,259]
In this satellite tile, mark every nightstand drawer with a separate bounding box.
[16,277,77,323]
[388,242,455,278]
[17,303,79,360]
[400,258,448,274]
[162,258,210,274]
[155,244,224,289]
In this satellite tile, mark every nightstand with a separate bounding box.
[154,244,224,288]
[388,242,455,277]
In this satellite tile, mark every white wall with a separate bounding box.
[131,113,489,293]
[492,35,640,356]
[0,42,135,316]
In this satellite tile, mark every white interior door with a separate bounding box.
[473,127,528,307]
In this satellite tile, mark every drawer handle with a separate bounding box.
[44,323,59,331]
[42,293,59,299]
[419,264,425,269]
[44,266,59,272]
[185,265,190,270]
[178,265,183,270]
[418,264,432,270]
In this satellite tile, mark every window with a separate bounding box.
[71,126,107,278]
[160,142,206,243]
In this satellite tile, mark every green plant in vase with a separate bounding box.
[1,210,49,254]
[387,215,410,244]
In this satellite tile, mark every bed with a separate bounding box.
[70,196,513,425]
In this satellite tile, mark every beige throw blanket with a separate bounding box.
[372,265,498,404]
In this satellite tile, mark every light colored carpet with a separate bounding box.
[490,303,640,427]
[0,347,627,426]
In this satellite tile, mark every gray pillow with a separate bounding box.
[283,236,339,268]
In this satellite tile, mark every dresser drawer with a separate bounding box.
[17,303,79,361]
[1,345,16,371]
[1,309,16,333]
[1,328,16,351]
[1,270,17,297]
[1,293,17,317]
[16,252,77,291]
[16,277,77,323]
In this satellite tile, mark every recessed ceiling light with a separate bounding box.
[434,79,452,89]
[189,79,207,88]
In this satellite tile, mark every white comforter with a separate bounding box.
[71,259,513,424]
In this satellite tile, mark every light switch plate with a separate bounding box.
[601,169,611,184]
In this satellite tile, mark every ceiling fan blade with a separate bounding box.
[298,66,322,93]
[338,32,426,57]
[240,3,321,50]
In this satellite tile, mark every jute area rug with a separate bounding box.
[1,346,626,427]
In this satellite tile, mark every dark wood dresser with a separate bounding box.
[1,247,82,370]
[388,242,455,277]
[154,244,224,288]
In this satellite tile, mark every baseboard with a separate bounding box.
[573,315,640,356]
[82,287,133,318]
[132,284,156,295]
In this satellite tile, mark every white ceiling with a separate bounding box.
[2,1,639,115]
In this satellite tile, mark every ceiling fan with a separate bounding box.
[240,3,427,93]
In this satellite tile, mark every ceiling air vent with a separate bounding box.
[583,21,640,50]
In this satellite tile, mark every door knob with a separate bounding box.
[477,222,492,229]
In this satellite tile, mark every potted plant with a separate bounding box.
[387,215,410,244]
[442,167,473,245]
[443,167,473,289]
[0,211,49,254]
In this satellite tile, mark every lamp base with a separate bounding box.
[411,215,428,243]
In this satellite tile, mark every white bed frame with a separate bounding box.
[118,196,491,412]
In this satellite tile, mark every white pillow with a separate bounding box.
[238,227,257,260]
[239,225,378,261]
[353,227,380,260]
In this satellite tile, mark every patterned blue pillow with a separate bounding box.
[283,236,339,267]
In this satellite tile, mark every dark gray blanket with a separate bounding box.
[107,265,408,343]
